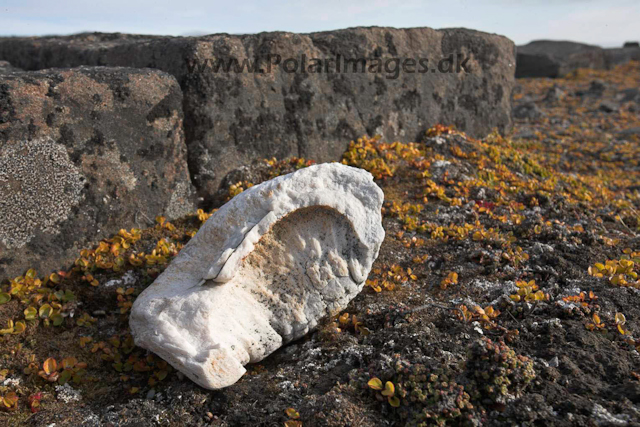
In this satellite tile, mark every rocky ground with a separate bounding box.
[1,61,639,426]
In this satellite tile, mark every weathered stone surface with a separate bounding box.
[0,60,19,73]
[516,40,606,78]
[604,46,640,68]
[129,162,384,389]
[0,28,516,204]
[513,98,544,120]
[0,66,195,280]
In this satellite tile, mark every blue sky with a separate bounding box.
[0,0,637,47]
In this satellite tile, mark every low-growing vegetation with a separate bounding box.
[1,61,639,426]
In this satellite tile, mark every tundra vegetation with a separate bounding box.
[0,61,639,426]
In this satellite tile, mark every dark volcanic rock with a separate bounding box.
[0,28,516,203]
[0,33,165,71]
[598,101,619,113]
[604,46,640,68]
[516,40,606,78]
[588,79,606,94]
[543,84,565,103]
[616,88,639,103]
[0,60,19,73]
[0,66,195,280]
[513,99,544,120]
[575,79,607,98]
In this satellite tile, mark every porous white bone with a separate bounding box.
[129,163,385,389]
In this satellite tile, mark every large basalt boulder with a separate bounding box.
[604,46,640,68]
[0,66,195,280]
[0,28,516,204]
[129,162,385,389]
[516,40,606,78]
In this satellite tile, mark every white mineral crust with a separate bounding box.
[130,163,385,389]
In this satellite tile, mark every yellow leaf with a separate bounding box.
[367,377,383,390]
[2,391,18,407]
[39,304,53,319]
[388,395,401,407]
[381,381,395,397]
[43,357,57,375]
[615,313,626,325]
[0,320,14,334]
[285,408,300,419]
[593,313,601,325]
[24,306,37,321]
[13,321,26,334]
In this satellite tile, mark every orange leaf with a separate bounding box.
[43,358,57,375]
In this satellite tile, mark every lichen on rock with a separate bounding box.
[0,137,84,248]
[129,162,385,389]
[0,66,195,279]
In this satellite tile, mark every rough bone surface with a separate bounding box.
[130,163,385,389]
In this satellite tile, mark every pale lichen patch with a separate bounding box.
[165,181,195,220]
[0,138,84,248]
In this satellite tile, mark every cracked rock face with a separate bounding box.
[129,163,385,389]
